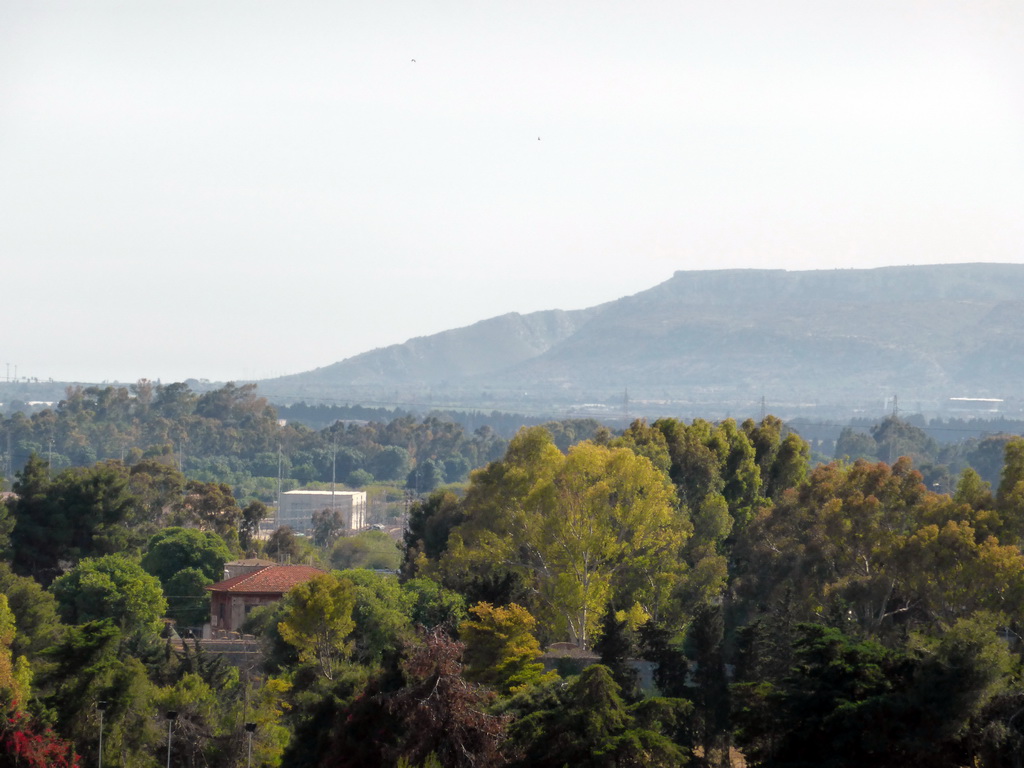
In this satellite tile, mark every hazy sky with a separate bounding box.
[2,1,1022,384]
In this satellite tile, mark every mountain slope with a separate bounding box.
[258,306,606,399]
[258,264,1024,407]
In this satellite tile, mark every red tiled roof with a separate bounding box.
[205,565,326,595]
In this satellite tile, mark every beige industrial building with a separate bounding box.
[277,489,367,534]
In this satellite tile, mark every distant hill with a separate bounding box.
[256,264,1024,416]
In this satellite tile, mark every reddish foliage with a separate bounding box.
[324,628,510,768]
[385,628,510,767]
[0,705,79,768]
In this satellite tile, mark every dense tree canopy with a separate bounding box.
[50,554,167,632]
[0,399,1023,768]
[443,429,688,647]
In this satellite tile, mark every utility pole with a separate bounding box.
[245,722,257,767]
[276,445,283,529]
[97,701,108,768]
[165,711,178,768]
[889,393,899,465]
[331,433,337,514]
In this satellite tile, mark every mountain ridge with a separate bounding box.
[256,264,1024,412]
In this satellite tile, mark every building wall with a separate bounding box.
[210,592,281,633]
[278,490,367,534]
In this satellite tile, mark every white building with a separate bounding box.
[278,489,367,534]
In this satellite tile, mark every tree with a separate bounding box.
[655,418,725,511]
[593,604,639,700]
[403,490,465,578]
[407,459,447,494]
[460,602,551,694]
[676,492,732,615]
[403,578,467,630]
[953,467,993,510]
[0,563,63,661]
[0,707,79,768]
[0,498,12,560]
[898,520,1024,627]
[506,664,689,768]
[766,432,810,500]
[338,569,417,666]
[277,573,356,679]
[42,621,162,767]
[685,604,730,766]
[0,595,30,709]
[330,530,402,571]
[612,419,672,475]
[331,628,510,768]
[50,554,167,632]
[997,436,1024,543]
[240,500,268,552]
[732,457,929,636]
[369,446,411,482]
[732,617,1015,768]
[266,526,304,563]
[163,568,214,627]
[10,457,138,585]
[141,526,233,587]
[871,415,938,466]
[444,430,688,648]
[126,458,186,533]
[154,672,226,768]
[179,480,242,541]
[311,506,347,547]
[834,427,878,461]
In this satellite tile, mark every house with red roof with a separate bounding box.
[205,564,325,633]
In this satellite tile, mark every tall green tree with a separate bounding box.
[10,457,138,585]
[0,563,63,662]
[402,577,467,630]
[42,620,163,767]
[732,616,1015,768]
[278,573,356,680]
[179,480,242,542]
[460,602,552,694]
[507,664,689,768]
[444,430,688,648]
[51,554,167,633]
[239,500,269,553]
[337,569,416,666]
[685,604,730,766]
[996,436,1024,544]
[141,526,233,586]
[402,490,465,578]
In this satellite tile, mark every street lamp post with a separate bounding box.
[245,722,257,768]
[165,711,178,768]
[96,701,108,768]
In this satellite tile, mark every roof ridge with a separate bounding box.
[206,564,327,594]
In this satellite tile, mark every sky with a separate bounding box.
[2,1,1022,384]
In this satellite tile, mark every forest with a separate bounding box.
[2,383,1024,765]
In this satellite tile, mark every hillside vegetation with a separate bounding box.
[3,398,1024,765]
